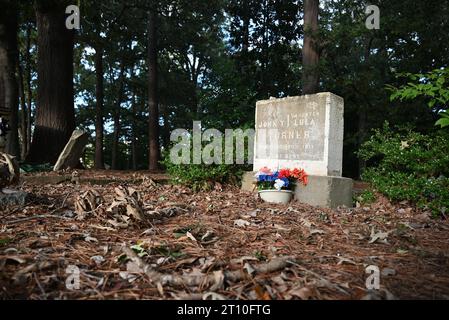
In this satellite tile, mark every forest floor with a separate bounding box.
[1,170,449,300]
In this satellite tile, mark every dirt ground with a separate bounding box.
[1,171,449,300]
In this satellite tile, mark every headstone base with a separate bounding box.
[0,189,28,206]
[241,172,353,208]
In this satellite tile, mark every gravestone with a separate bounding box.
[53,130,89,171]
[242,92,353,208]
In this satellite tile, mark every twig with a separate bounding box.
[4,214,72,225]
[33,272,46,297]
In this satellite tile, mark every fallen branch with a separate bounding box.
[121,247,294,290]
[5,214,72,225]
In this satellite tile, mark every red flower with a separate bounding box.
[290,168,308,185]
[302,174,308,186]
[291,168,302,179]
[259,167,272,174]
[278,168,291,179]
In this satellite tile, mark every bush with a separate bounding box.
[387,68,449,128]
[358,123,449,216]
[160,133,252,191]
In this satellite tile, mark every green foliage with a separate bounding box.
[254,250,267,262]
[20,163,52,173]
[130,243,149,257]
[359,123,449,215]
[162,160,246,192]
[160,133,251,191]
[355,190,376,205]
[435,111,449,128]
[0,238,11,246]
[151,244,185,259]
[387,68,449,128]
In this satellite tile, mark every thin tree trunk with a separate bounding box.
[131,91,137,171]
[26,0,75,164]
[260,0,269,97]
[111,62,126,170]
[94,46,104,169]
[148,8,160,171]
[25,24,32,156]
[160,103,170,151]
[17,58,27,159]
[302,0,320,95]
[239,4,250,75]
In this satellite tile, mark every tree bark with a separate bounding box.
[17,57,27,159]
[111,62,126,170]
[302,0,320,95]
[0,0,20,157]
[25,24,33,156]
[26,0,75,164]
[94,46,104,169]
[131,91,137,171]
[148,8,160,171]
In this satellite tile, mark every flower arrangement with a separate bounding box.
[255,167,308,191]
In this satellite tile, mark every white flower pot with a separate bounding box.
[258,190,293,204]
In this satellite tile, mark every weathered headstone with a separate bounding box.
[243,92,353,208]
[53,130,89,171]
[0,188,28,206]
[0,152,27,206]
[254,93,344,176]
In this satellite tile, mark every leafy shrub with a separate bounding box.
[358,123,449,216]
[355,190,376,205]
[162,160,247,191]
[160,133,252,191]
[387,68,449,128]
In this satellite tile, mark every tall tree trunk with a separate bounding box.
[18,58,28,159]
[302,0,320,95]
[111,62,125,170]
[25,25,32,156]
[260,0,269,97]
[26,0,75,164]
[358,104,367,177]
[148,8,160,171]
[0,0,20,157]
[94,46,104,169]
[240,4,250,74]
[160,103,170,151]
[131,92,137,171]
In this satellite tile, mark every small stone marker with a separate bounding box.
[243,92,353,208]
[0,188,28,206]
[53,130,89,171]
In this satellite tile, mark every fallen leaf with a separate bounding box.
[203,292,226,300]
[90,255,105,265]
[369,228,390,244]
[209,270,225,291]
[336,256,357,265]
[244,262,256,275]
[84,235,98,243]
[234,219,250,227]
[186,232,197,242]
[382,268,396,276]
[273,224,291,232]
[231,256,259,264]
[200,230,214,242]
[289,286,314,300]
[309,229,325,236]
[3,256,26,264]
